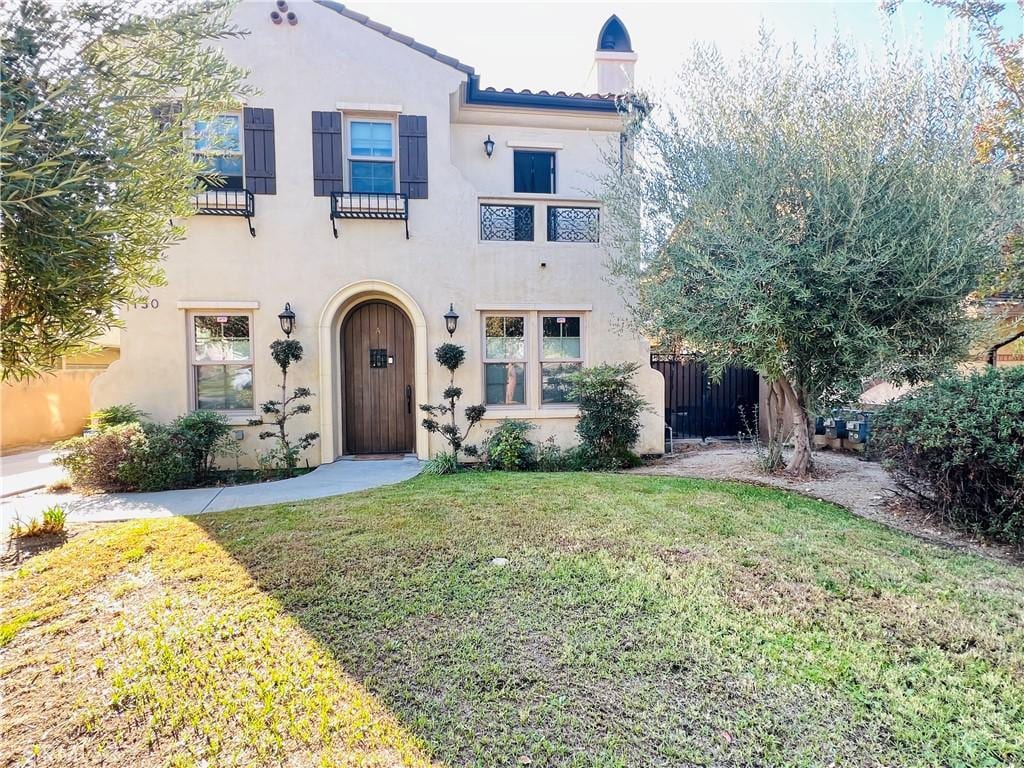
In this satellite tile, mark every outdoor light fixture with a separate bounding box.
[278,302,296,337]
[483,135,495,158]
[444,304,459,337]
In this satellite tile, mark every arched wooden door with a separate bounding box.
[341,301,415,454]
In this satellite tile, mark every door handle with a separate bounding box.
[406,385,412,414]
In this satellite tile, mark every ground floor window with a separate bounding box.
[483,315,526,406]
[481,311,586,409]
[189,312,254,411]
[541,315,583,404]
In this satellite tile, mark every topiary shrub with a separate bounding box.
[566,363,648,470]
[249,339,319,477]
[873,367,1024,545]
[482,420,537,471]
[420,342,486,471]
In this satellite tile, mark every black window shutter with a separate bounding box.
[243,107,276,195]
[312,111,343,197]
[513,150,554,194]
[398,115,428,199]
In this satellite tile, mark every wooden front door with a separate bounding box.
[342,301,415,454]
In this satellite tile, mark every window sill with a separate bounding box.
[481,407,579,420]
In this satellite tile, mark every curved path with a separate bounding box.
[1,457,421,524]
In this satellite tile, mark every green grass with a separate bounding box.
[2,473,1022,767]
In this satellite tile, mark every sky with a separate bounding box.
[324,0,1022,95]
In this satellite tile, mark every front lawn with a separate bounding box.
[2,473,1022,767]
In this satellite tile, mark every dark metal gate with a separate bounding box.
[651,355,760,439]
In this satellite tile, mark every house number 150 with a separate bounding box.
[129,298,160,309]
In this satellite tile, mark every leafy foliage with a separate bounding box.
[420,343,485,462]
[566,364,647,470]
[603,32,1019,474]
[56,422,185,492]
[874,367,1024,544]
[115,424,194,492]
[0,0,251,380]
[434,343,466,372]
[250,339,318,475]
[886,0,1023,295]
[170,410,231,484]
[89,404,148,431]
[482,420,537,471]
[56,407,233,491]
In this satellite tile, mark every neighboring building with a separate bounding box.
[2,329,120,451]
[92,4,665,463]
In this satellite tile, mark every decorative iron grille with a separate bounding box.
[547,206,600,243]
[480,204,534,241]
[193,189,255,237]
[330,191,409,239]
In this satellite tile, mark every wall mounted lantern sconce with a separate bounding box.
[278,302,296,337]
[483,135,495,158]
[444,304,459,337]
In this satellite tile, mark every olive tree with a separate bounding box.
[1,0,251,380]
[603,33,1018,475]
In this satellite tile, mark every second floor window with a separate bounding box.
[194,115,244,190]
[348,119,395,194]
[513,150,555,194]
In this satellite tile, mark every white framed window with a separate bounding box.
[480,311,587,409]
[540,314,583,404]
[194,114,244,190]
[346,118,396,194]
[189,312,254,412]
[483,314,526,406]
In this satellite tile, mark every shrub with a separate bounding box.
[116,423,192,492]
[90,403,147,431]
[171,410,230,483]
[873,368,1024,545]
[483,420,537,471]
[56,423,148,492]
[56,422,192,492]
[566,363,648,470]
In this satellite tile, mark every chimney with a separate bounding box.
[594,15,636,94]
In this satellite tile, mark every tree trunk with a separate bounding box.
[780,378,813,477]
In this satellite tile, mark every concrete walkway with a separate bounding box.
[0,457,421,524]
[1,447,67,497]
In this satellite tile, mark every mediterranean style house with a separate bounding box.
[92,1,665,463]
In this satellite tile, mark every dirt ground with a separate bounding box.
[632,443,1022,566]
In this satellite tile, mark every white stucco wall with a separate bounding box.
[93,0,664,464]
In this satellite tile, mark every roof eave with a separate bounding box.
[465,75,620,114]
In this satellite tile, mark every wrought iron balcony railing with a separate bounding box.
[480,203,534,242]
[193,188,255,237]
[330,191,409,239]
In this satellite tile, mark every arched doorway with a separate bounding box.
[341,300,415,455]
